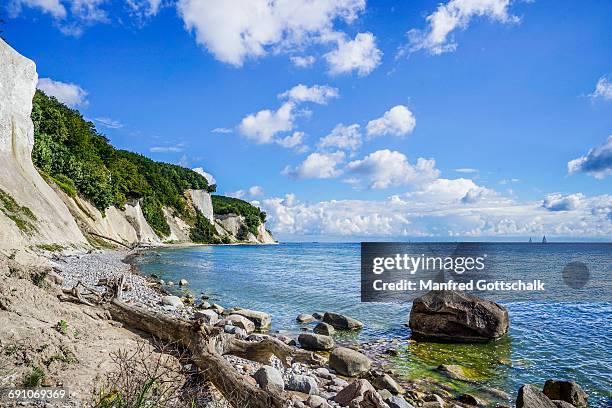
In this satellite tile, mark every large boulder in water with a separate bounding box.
[408,291,508,342]
[516,384,557,408]
[543,380,588,407]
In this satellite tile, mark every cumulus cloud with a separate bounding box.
[261,190,612,239]
[404,0,519,55]
[589,76,612,101]
[324,32,382,76]
[227,185,265,199]
[279,84,339,104]
[238,102,295,144]
[366,105,416,138]
[177,0,365,66]
[192,167,216,185]
[542,193,585,212]
[567,136,612,179]
[276,131,306,149]
[94,117,123,129]
[317,124,362,152]
[344,149,439,189]
[291,55,316,68]
[37,78,88,107]
[282,151,345,179]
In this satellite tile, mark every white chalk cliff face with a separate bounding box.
[0,40,87,252]
[188,189,214,223]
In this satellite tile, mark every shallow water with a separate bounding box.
[136,242,612,406]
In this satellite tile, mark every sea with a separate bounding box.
[135,242,612,406]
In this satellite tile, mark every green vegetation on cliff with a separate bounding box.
[212,195,266,237]
[31,91,215,237]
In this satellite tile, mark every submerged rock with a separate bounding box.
[298,333,334,351]
[297,313,316,323]
[543,380,588,407]
[329,347,372,377]
[323,312,364,330]
[516,384,557,408]
[436,364,474,382]
[409,291,508,342]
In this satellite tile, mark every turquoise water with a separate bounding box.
[136,243,612,406]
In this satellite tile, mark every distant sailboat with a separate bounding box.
[529,237,532,243]
[542,235,547,244]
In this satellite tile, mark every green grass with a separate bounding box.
[0,188,37,234]
[37,243,65,252]
[23,366,45,388]
[56,320,69,335]
[31,271,48,288]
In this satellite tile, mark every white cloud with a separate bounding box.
[279,84,339,104]
[366,105,416,138]
[212,127,233,134]
[150,145,184,153]
[325,32,382,76]
[589,76,612,101]
[192,167,216,185]
[567,136,612,179]
[317,123,362,152]
[291,55,316,68]
[454,168,478,173]
[344,149,440,189]
[282,151,345,179]
[177,0,365,66]
[94,117,123,129]
[404,0,519,55]
[8,0,67,18]
[227,185,265,199]
[37,78,88,107]
[261,189,612,239]
[542,193,585,212]
[238,102,295,144]
[277,131,306,149]
[126,0,162,18]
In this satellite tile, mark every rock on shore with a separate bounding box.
[323,312,364,330]
[329,347,372,377]
[409,290,508,342]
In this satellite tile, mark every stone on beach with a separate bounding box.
[409,291,509,342]
[298,333,334,351]
[323,312,364,330]
[226,314,256,334]
[178,278,189,286]
[161,295,184,309]
[297,313,316,323]
[194,309,219,325]
[516,384,557,408]
[286,374,319,395]
[543,380,588,407]
[372,373,404,395]
[386,395,414,408]
[232,308,271,330]
[313,322,335,336]
[253,365,284,394]
[329,347,372,377]
[334,379,389,407]
[307,395,332,408]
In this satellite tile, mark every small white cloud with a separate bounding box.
[325,32,382,76]
[589,76,612,101]
[8,0,66,18]
[238,102,295,144]
[454,168,478,173]
[227,185,265,199]
[192,167,216,185]
[277,131,306,149]
[282,151,345,179]
[126,0,162,18]
[568,136,612,179]
[345,149,440,189]
[317,123,362,152]
[404,0,520,56]
[150,145,184,153]
[279,84,339,105]
[37,78,88,107]
[366,105,416,138]
[94,117,123,129]
[212,127,233,134]
[291,55,316,68]
[248,185,264,197]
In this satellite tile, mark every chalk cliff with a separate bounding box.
[0,39,87,253]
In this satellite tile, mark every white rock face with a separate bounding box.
[162,207,191,242]
[188,189,214,222]
[0,40,87,252]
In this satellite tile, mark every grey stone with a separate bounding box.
[253,365,284,394]
[323,312,364,330]
[329,347,372,377]
[516,384,557,408]
[161,295,184,308]
[194,309,219,325]
[409,291,509,342]
[372,374,403,395]
[233,308,272,330]
[227,314,256,334]
[543,380,588,407]
[314,322,336,336]
[297,313,316,323]
[178,278,189,286]
[298,333,335,351]
[286,374,319,395]
[307,395,332,408]
[386,396,414,408]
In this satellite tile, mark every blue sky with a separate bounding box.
[4,0,612,240]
